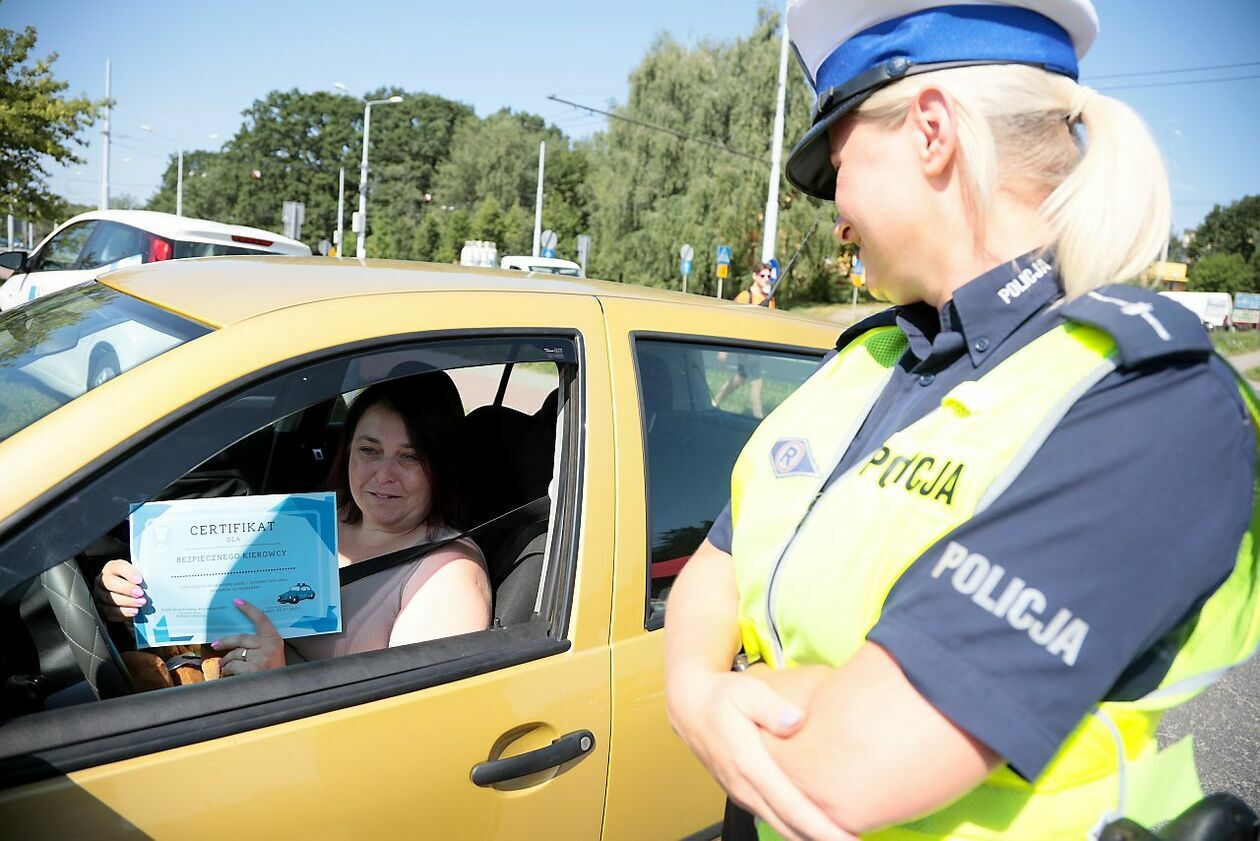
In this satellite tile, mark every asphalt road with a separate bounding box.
[1158,652,1260,811]
[1167,350,1260,812]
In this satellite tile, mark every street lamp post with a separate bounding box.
[141,124,184,216]
[354,95,404,259]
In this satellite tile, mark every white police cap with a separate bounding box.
[785,0,1100,199]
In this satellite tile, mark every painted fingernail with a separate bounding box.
[778,707,804,729]
[210,640,221,650]
[233,598,244,606]
[122,607,137,617]
[131,587,145,598]
[129,573,144,584]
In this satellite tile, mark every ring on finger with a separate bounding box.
[240,648,248,662]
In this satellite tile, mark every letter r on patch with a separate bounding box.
[770,438,818,478]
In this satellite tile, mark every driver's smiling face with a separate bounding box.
[348,403,433,533]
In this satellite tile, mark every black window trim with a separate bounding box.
[0,327,588,788]
[630,331,827,632]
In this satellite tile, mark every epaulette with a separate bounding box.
[834,306,900,352]
[1059,284,1212,368]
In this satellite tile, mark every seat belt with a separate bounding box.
[339,496,550,588]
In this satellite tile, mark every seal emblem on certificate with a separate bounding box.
[129,492,341,647]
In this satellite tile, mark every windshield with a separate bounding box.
[0,284,210,443]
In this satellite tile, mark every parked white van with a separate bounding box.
[1158,291,1233,330]
[0,210,310,310]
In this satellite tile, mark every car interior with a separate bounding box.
[0,349,574,721]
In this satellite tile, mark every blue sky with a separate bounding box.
[4,0,1258,232]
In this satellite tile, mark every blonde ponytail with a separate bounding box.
[855,65,1171,299]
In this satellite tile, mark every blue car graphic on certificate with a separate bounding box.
[129,492,341,647]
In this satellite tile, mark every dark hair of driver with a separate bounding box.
[327,372,471,536]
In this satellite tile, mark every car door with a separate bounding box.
[598,296,834,840]
[0,290,615,839]
[0,220,100,307]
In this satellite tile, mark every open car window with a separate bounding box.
[0,332,584,789]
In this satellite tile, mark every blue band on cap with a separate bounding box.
[814,4,1079,95]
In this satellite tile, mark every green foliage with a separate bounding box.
[433,110,589,260]
[1211,330,1260,356]
[0,24,102,215]
[1189,195,1259,264]
[583,7,845,304]
[1188,252,1257,295]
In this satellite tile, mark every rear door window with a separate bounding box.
[78,222,148,271]
[634,339,820,625]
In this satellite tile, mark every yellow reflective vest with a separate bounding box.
[730,321,1260,840]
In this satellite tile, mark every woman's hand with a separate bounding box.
[669,669,855,841]
[212,599,286,675]
[92,559,147,622]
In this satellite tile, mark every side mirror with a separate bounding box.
[0,250,28,276]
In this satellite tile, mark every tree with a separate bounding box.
[1187,252,1257,296]
[500,204,534,257]
[1188,195,1260,264]
[146,88,474,250]
[582,6,842,304]
[433,110,590,261]
[470,196,505,244]
[0,25,102,215]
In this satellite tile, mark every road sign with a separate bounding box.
[716,245,732,265]
[681,258,693,276]
[541,229,557,249]
[680,243,694,261]
[282,200,305,241]
[717,263,730,280]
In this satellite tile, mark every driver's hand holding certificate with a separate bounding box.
[129,493,341,647]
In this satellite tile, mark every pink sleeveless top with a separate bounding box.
[287,529,482,662]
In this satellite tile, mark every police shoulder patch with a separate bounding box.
[834,306,900,352]
[770,438,818,478]
[1059,284,1211,368]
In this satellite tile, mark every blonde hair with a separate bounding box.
[854,65,1170,299]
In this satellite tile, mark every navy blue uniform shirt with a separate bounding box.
[707,254,1254,779]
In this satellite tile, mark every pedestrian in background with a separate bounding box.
[713,263,778,416]
[665,0,1260,839]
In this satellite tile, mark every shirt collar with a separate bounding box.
[888,251,1063,370]
[951,251,1063,366]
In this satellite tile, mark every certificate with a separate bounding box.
[129,492,341,648]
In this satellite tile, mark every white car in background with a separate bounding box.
[499,255,585,277]
[0,210,310,311]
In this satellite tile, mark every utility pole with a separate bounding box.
[355,95,404,259]
[335,167,345,257]
[532,140,546,258]
[761,6,791,263]
[100,59,111,210]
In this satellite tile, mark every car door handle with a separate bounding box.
[471,729,596,787]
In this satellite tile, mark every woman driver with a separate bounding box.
[94,374,491,673]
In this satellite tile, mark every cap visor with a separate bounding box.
[785,89,875,200]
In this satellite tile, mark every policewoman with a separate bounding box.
[664,1,1260,839]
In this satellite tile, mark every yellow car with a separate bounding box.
[0,258,835,839]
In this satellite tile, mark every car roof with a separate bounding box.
[54,210,310,255]
[98,256,827,329]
